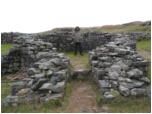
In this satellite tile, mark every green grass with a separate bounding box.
[82,25,151,33]
[1,82,72,113]
[62,51,90,69]
[136,39,151,53]
[1,44,14,55]
[136,39,151,80]
[94,84,151,113]
[105,96,151,113]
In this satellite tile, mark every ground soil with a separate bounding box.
[64,81,99,113]
[64,56,105,113]
[70,57,86,70]
[137,50,151,60]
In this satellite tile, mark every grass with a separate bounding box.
[136,39,151,53]
[136,39,151,79]
[93,83,151,113]
[105,96,151,113]
[62,51,90,69]
[1,82,72,113]
[1,44,14,55]
[81,25,151,33]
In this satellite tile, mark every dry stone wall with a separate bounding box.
[2,30,150,51]
[36,30,113,51]
[2,37,70,107]
[89,36,150,99]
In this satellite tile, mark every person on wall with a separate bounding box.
[72,26,84,56]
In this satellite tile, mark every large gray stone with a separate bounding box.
[52,81,65,93]
[11,81,27,95]
[127,69,143,79]
[99,80,111,88]
[119,82,134,89]
[131,88,146,97]
[39,83,53,90]
[27,68,40,76]
[31,78,47,91]
[91,61,99,67]
[119,85,130,97]
[108,70,119,80]
[132,80,144,88]
[115,48,130,55]
[98,57,110,62]
[116,60,128,71]
[36,52,52,59]
[3,95,19,107]
[111,65,121,73]
[103,92,115,99]
[141,77,150,84]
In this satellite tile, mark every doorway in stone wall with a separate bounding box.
[62,52,104,113]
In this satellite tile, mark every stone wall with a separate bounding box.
[2,30,150,51]
[2,37,70,106]
[89,36,150,99]
[36,30,113,51]
[123,32,151,41]
[1,32,35,44]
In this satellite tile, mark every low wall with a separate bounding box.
[2,37,70,107]
[1,30,150,51]
[89,36,150,99]
[36,30,112,51]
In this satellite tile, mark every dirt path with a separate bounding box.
[65,81,98,113]
[70,57,86,70]
[64,54,102,113]
[137,50,151,60]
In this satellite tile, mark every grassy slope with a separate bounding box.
[84,25,151,33]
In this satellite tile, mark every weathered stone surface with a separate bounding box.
[17,88,30,96]
[52,81,65,93]
[39,83,53,90]
[103,92,115,99]
[119,85,130,97]
[91,61,99,67]
[27,68,40,76]
[127,69,143,78]
[3,95,19,107]
[99,80,111,88]
[141,77,150,84]
[108,70,119,80]
[11,81,27,95]
[111,65,121,73]
[131,88,146,97]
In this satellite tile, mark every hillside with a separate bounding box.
[38,20,151,34]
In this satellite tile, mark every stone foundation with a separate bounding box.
[89,36,150,99]
[2,37,70,107]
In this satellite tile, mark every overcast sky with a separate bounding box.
[0,0,151,33]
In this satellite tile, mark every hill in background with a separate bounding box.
[38,20,151,34]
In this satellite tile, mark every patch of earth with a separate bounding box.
[70,58,86,70]
[2,68,28,82]
[137,50,151,60]
[64,81,105,113]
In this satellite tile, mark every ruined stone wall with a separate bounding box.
[36,30,113,51]
[2,36,70,107]
[89,36,150,99]
[2,31,150,51]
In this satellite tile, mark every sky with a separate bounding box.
[0,0,151,33]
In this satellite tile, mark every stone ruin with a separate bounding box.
[89,35,150,99]
[1,31,151,107]
[2,37,70,107]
